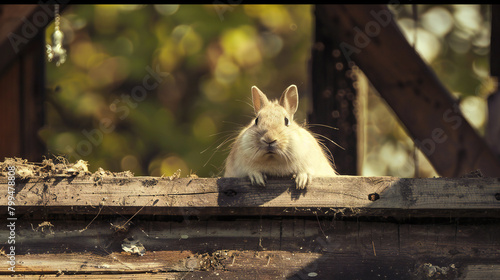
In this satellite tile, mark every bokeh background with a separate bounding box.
[42,4,494,178]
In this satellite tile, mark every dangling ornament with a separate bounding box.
[46,4,67,67]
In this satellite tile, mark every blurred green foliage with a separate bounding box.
[43,4,313,177]
[43,5,493,178]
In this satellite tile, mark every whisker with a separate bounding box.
[283,149,294,165]
[235,98,254,109]
[250,147,261,163]
[204,150,228,169]
[217,136,238,153]
[313,133,345,151]
[201,132,236,154]
[202,129,240,167]
[316,137,335,164]
[208,129,239,138]
[306,123,340,131]
[222,121,246,127]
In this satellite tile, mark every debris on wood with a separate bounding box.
[162,168,182,180]
[93,167,134,178]
[0,158,192,181]
[197,250,229,271]
[419,263,457,278]
[110,217,132,233]
[0,157,136,179]
[460,169,484,178]
[0,157,92,178]
[121,238,146,256]
[33,221,55,234]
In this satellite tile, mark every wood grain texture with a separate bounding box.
[1,176,500,217]
[2,218,500,278]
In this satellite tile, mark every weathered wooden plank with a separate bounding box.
[7,251,197,274]
[1,176,500,217]
[1,251,320,279]
[7,273,193,279]
[6,264,500,280]
[0,219,321,256]
[2,218,500,278]
[463,265,500,279]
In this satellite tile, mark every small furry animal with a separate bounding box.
[224,84,337,189]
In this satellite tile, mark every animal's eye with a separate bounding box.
[255,117,259,126]
[285,117,289,126]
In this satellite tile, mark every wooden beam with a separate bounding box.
[486,5,500,157]
[0,60,22,157]
[490,5,500,78]
[20,31,46,161]
[5,273,211,279]
[2,218,500,278]
[0,31,46,162]
[2,176,500,217]
[310,7,359,175]
[315,5,500,177]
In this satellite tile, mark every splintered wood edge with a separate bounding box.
[1,250,323,276]
[1,176,500,217]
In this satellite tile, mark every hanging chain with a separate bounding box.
[46,4,67,67]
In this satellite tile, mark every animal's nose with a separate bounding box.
[261,137,277,146]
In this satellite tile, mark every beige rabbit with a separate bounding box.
[224,84,337,189]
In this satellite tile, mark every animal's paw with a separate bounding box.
[295,173,310,189]
[249,172,266,186]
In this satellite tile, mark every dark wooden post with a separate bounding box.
[486,5,500,157]
[309,5,359,175]
[490,5,500,79]
[0,5,63,161]
[0,33,46,162]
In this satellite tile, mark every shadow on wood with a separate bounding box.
[216,176,308,207]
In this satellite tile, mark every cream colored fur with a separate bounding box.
[224,85,337,189]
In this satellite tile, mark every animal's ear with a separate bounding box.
[251,86,269,114]
[279,84,299,116]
